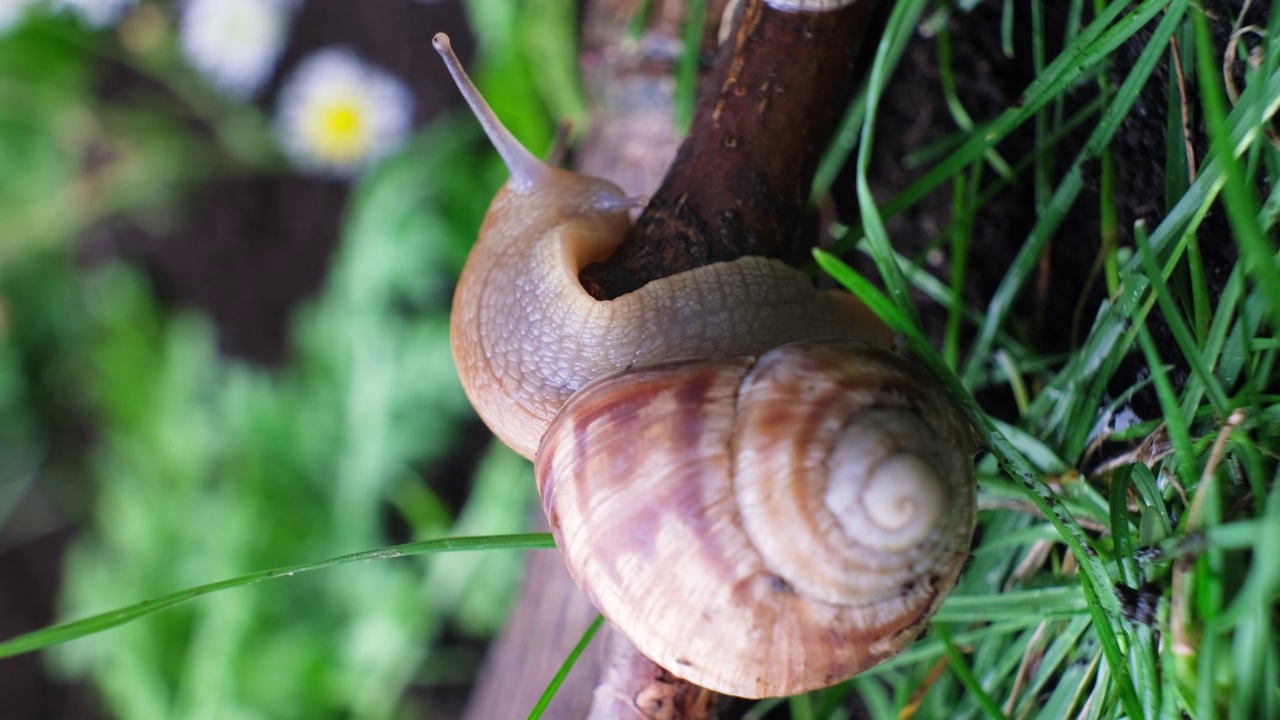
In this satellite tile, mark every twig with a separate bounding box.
[1169,36,1197,183]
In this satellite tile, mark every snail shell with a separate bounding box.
[535,339,976,698]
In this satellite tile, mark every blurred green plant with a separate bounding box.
[0,1,581,717]
[0,128,544,718]
[40,130,541,718]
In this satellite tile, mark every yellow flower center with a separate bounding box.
[325,105,360,137]
[307,100,367,164]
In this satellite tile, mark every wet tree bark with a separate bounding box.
[582,0,889,298]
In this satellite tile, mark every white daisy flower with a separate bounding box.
[180,0,294,98]
[276,47,413,178]
[0,0,33,36]
[48,0,137,27]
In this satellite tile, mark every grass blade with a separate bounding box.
[959,0,1189,386]
[1190,11,1280,332]
[814,249,1144,718]
[936,622,1010,720]
[527,614,605,720]
[838,0,1172,250]
[0,533,556,659]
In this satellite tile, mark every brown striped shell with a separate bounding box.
[535,339,976,698]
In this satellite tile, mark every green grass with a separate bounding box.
[808,1,1279,717]
[0,0,1276,718]
[527,614,605,720]
[0,534,556,661]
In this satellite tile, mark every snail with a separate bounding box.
[433,33,976,698]
[433,33,890,460]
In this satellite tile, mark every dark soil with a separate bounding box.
[854,0,1261,434]
[112,0,476,364]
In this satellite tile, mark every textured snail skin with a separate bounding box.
[436,33,890,460]
[452,177,891,459]
[535,340,976,698]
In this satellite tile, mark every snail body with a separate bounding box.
[433,33,975,699]
[536,340,975,698]
[434,33,890,460]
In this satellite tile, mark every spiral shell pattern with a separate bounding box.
[535,340,975,698]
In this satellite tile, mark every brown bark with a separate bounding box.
[581,0,889,299]
[463,1,887,717]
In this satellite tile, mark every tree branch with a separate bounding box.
[582,0,888,298]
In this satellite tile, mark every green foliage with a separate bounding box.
[0,130,541,716]
[0,2,552,717]
[808,1,1280,718]
[0,534,555,661]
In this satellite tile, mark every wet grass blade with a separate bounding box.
[815,248,1144,718]
[0,533,556,659]
[527,614,605,720]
